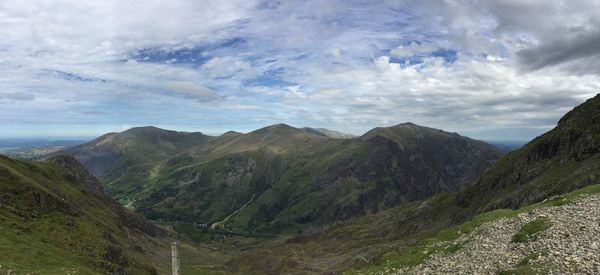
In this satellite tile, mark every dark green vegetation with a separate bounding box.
[63,123,501,233]
[512,217,552,243]
[498,250,551,275]
[0,154,224,274]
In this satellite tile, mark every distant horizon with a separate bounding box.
[0,121,537,143]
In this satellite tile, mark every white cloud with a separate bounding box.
[163,81,216,98]
[391,42,437,57]
[0,0,599,140]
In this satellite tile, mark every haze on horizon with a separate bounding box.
[1,0,599,140]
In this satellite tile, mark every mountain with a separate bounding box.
[61,126,212,176]
[59,126,213,201]
[0,154,166,273]
[65,122,501,233]
[301,127,354,139]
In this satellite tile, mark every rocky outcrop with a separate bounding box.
[47,154,106,196]
[47,155,165,237]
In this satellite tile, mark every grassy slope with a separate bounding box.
[0,155,225,274]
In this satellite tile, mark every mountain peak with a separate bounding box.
[252,123,302,135]
[121,126,169,135]
[362,122,442,139]
[360,122,487,151]
[220,131,243,138]
[47,154,106,196]
[267,123,295,130]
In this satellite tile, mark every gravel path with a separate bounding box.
[394,194,600,274]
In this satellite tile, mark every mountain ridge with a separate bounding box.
[59,121,502,233]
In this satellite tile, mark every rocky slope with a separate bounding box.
[389,193,600,274]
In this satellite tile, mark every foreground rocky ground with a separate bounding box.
[392,194,600,274]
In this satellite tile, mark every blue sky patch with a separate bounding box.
[242,67,297,87]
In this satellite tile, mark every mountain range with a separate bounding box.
[60,122,502,233]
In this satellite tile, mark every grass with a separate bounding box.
[512,217,552,243]
[499,250,551,275]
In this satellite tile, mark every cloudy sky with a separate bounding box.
[1,0,599,140]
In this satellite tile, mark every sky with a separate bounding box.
[1,0,599,140]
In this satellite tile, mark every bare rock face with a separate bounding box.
[46,154,166,237]
[47,154,106,196]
